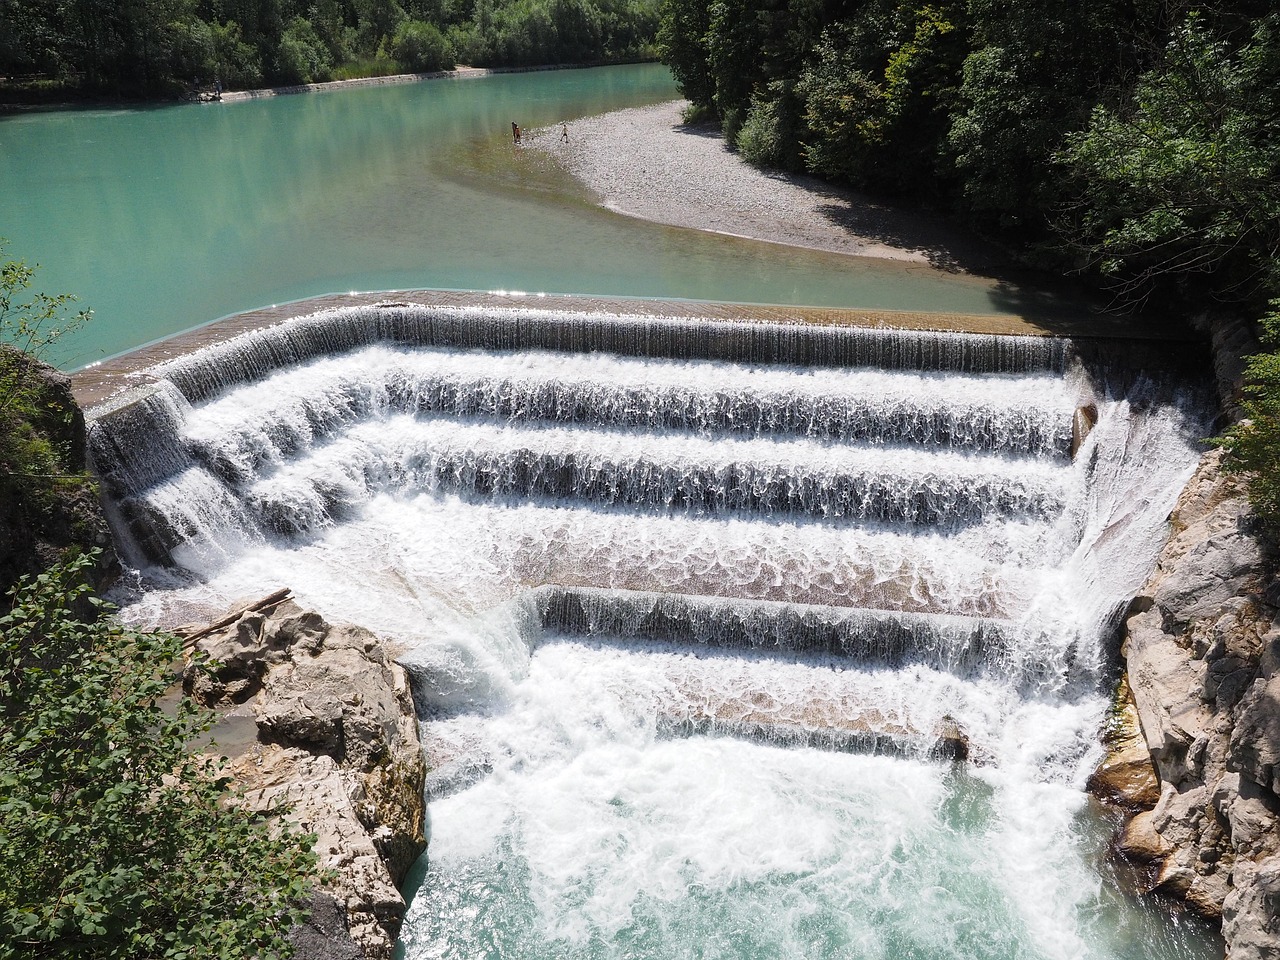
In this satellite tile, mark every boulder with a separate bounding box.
[1223,858,1280,960]
[182,595,427,960]
[1089,678,1161,808]
[1112,445,1280,949]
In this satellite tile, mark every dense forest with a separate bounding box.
[0,0,659,95]
[659,0,1279,314]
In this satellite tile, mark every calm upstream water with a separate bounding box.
[6,63,1019,370]
[92,305,1224,960]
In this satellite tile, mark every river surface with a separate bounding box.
[8,63,1023,370]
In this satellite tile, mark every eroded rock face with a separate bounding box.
[181,597,427,960]
[1113,447,1280,958]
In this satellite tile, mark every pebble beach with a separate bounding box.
[531,99,1005,272]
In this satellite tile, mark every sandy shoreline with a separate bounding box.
[529,100,1009,271]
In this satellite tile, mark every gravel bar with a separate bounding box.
[530,100,1007,271]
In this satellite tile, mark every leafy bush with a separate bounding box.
[392,19,456,71]
[209,20,263,89]
[735,96,782,166]
[1058,12,1280,303]
[276,18,334,84]
[1218,303,1280,540]
[445,22,488,64]
[0,552,318,959]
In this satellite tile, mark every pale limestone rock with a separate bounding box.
[1223,858,1280,960]
[1118,809,1173,863]
[183,597,426,960]
[1234,674,1280,798]
[1090,678,1161,808]
[1114,446,1280,951]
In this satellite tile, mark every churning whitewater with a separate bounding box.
[92,304,1221,960]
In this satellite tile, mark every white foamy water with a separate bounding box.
[93,311,1220,960]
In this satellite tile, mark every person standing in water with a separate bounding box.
[511,121,521,144]
[561,123,569,143]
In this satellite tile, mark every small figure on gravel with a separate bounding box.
[561,123,569,143]
[511,121,521,144]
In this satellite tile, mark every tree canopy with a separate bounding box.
[658,0,1280,309]
[0,0,660,96]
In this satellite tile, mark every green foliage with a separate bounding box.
[0,241,90,378]
[208,20,264,89]
[276,17,334,84]
[331,53,403,79]
[356,0,409,51]
[0,552,319,959]
[0,242,96,550]
[795,2,966,195]
[0,348,90,525]
[948,0,1136,231]
[392,19,456,71]
[735,96,783,166]
[1217,303,1280,540]
[1058,11,1280,303]
[657,0,714,109]
[0,0,659,93]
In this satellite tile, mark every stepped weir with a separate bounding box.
[82,294,1218,960]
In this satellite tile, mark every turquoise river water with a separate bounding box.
[9,63,1024,370]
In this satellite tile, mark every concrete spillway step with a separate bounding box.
[230,417,1068,532]
[419,632,976,801]
[531,586,1013,675]
[87,342,1076,507]
[153,304,1075,404]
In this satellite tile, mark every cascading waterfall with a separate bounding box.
[94,303,1222,960]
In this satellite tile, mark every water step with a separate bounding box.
[153,304,1074,403]
[237,417,1068,532]
[175,346,1074,461]
[531,586,1012,675]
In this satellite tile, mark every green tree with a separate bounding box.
[276,15,334,82]
[391,17,455,69]
[657,0,715,111]
[797,1,967,195]
[1058,11,1280,303]
[0,552,318,959]
[949,0,1135,231]
[1218,302,1280,540]
[208,18,264,88]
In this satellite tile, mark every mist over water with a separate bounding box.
[93,305,1222,959]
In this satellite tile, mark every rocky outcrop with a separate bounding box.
[180,593,427,960]
[1108,447,1280,958]
[0,346,116,602]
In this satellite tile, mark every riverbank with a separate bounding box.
[219,60,656,102]
[529,100,1011,273]
[0,58,657,110]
